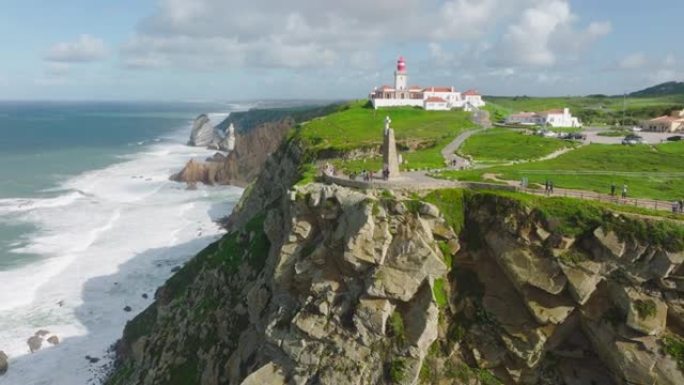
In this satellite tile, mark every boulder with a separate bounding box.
[34,329,50,337]
[354,297,395,337]
[403,283,439,354]
[559,260,603,305]
[626,297,668,336]
[418,202,440,218]
[47,336,60,345]
[367,266,424,302]
[485,232,566,295]
[0,351,7,375]
[649,250,684,279]
[27,336,42,353]
[592,227,625,259]
[240,362,287,385]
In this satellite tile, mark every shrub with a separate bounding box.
[634,299,657,319]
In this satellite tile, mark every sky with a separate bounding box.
[0,0,681,101]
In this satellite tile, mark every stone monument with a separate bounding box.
[382,116,400,179]
[226,123,236,152]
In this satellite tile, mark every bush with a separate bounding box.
[634,299,657,319]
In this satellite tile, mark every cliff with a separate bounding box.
[173,104,343,187]
[107,125,684,384]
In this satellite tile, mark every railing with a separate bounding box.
[520,186,679,213]
[320,173,682,216]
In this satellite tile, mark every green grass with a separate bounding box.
[433,278,448,308]
[300,100,475,153]
[464,190,684,249]
[423,189,466,233]
[459,128,574,162]
[389,310,406,343]
[441,142,684,201]
[487,95,684,126]
[597,129,630,137]
[663,336,684,370]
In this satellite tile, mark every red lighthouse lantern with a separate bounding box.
[397,56,406,72]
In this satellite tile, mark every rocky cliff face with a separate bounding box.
[175,104,343,188]
[107,135,684,385]
[173,118,295,187]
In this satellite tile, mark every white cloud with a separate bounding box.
[121,0,519,71]
[45,34,108,63]
[618,52,647,70]
[495,1,610,67]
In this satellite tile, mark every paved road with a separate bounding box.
[441,129,483,168]
[440,109,491,169]
[582,127,676,145]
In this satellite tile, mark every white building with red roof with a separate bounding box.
[640,109,684,132]
[369,57,485,111]
[506,108,582,128]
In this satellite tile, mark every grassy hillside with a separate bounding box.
[486,95,684,126]
[459,128,575,163]
[441,142,684,201]
[300,100,475,153]
[630,81,684,97]
[300,100,476,171]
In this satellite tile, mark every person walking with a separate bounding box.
[545,180,550,195]
[621,184,628,199]
[549,180,554,194]
[610,183,616,197]
[679,199,684,213]
[673,201,680,214]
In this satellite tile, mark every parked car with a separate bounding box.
[560,132,586,140]
[667,135,683,142]
[622,134,645,145]
[630,126,642,132]
[537,130,558,138]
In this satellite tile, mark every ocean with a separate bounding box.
[0,101,245,384]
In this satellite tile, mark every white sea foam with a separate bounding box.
[0,121,243,385]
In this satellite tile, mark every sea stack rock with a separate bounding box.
[0,351,8,375]
[189,114,217,147]
[27,336,42,353]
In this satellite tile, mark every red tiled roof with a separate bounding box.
[424,87,454,92]
[425,97,447,103]
[540,109,565,115]
[463,89,480,96]
[378,85,395,91]
[509,112,538,118]
[650,115,684,123]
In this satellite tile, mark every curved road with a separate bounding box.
[441,109,491,169]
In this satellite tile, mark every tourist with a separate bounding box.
[544,180,550,195]
[622,184,628,199]
[610,183,616,197]
[679,199,684,213]
[674,201,680,214]
[549,180,554,194]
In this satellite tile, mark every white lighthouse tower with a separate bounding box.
[394,56,408,91]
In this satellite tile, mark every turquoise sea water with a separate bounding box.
[0,101,227,269]
[0,101,246,384]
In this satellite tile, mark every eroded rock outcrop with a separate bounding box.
[0,351,8,375]
[172,118,295,187]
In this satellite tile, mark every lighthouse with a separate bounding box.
[394,56,407,91]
